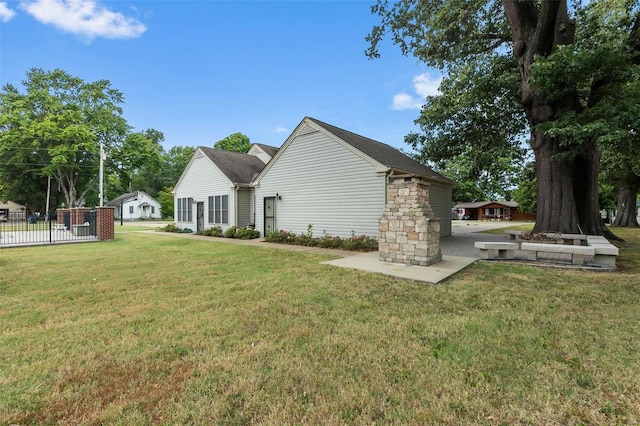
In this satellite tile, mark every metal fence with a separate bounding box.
[0,212,98,246]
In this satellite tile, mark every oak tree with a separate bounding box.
[368,0,640,236]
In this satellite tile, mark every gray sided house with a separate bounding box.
[173,145,276,232]
[253,117,454,238]
[173,118,453,238]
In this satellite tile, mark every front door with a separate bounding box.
[196,201,204,232]
[264,197,276,235]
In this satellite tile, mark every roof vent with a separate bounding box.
[298,123,318,136]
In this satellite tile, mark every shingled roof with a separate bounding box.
[306,117,451,184]
[252,143,279,158]
[454,201,518,209]
[199,147,267,185]
[106,192,137,206]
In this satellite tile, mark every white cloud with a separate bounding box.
[275,127,289,134]
[413,73,442,98]
[0,2,16,22]
[391,72,442,111]
[20,0,147,40]
[391,93,423,111]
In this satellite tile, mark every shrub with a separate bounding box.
[317,234,344,249]
[224,226,239,238]
[178,228,193,233]
[295,234,317,247]
[158,223,181,233]
[235,228,260,240]
[342,234,379,252]
[199,226,223,237]
[265,230,297,244]
[265,228,377,252]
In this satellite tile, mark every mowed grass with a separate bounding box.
[480,222,535,234]
[1,229,639,425]
[114,221,172,233]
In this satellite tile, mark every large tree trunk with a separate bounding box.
[503,0,612,236]
[612,180,640,227]
[532,130,579,233]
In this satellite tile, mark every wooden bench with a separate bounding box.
[520,242,594,265]
[474,242,520,260]
[53,224,67,231]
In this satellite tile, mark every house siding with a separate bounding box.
[111,191,162,220]
[427,183,452,237]
[174,152,236,231]
[251,150,272,164]
[247,145,274,164]
[255,130,386,238]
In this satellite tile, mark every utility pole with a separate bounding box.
[99,142,105,207]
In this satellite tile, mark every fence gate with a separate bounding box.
[0,212,99,247]
[84,210,97,236]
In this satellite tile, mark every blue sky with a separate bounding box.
[0,0,442,151]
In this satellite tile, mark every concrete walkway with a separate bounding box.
[148,220,523,284]
[322,221,521,283]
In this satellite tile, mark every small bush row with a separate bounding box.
[264,226,378,252]
[199,225,260,240]
[158,224,260,239]
[158,224,193,233]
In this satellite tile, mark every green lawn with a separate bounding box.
[114,220,173,233]
[1,229,639,424]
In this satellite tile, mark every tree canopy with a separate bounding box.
[0,68,128,209]
[214,132,252,153]
[110,129,164,194]
[368,0,640,236]
[0,68,200,218]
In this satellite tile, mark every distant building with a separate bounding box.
[0,200,27,221]
[107,191,162,220]
[453,201,536,221]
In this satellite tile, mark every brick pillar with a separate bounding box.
[96,207,115,241]
[69,208,90,227]
[57,208,69,227]
[379,176,441,266]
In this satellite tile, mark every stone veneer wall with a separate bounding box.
[379,176,442,266]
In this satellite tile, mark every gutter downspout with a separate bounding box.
[234,185,239,227]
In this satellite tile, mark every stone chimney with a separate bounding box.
[379,175,441,266]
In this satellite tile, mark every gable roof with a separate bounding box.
[306,117,451,184]
[454,201,518,209]
[252,143,279,157]
[106,191,159,207]
[0,200,26,211]
[199,147,267,185]
[106,192,136,207]
[253,117,453,186]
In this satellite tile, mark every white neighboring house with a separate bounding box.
[252,117,454,238]
[107,191,162,220]
[172,144,277,232]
